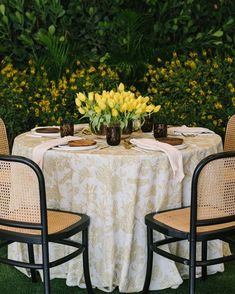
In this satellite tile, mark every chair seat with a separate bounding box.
[47,210,82,235]
[153,207,235,234]
[0,210,82,236]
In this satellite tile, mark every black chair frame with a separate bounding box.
[143,151,235,294]
[0,155,94,294]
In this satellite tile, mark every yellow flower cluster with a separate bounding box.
[47,63,119,125]
[0,59,120,128]
[75,83,161,130]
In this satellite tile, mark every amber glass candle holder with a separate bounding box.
[153,123,167,139]
[60,122,74,137]
[106,124,121,146]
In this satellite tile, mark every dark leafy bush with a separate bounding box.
[0,0,234,76]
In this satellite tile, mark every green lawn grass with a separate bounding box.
[0,246,234,293]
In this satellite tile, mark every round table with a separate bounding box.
[9,131,225,292]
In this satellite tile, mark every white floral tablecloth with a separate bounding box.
[9,131,226,292]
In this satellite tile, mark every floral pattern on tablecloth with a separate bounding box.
[9,132,226,292]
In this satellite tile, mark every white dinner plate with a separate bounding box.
[52,144,98,151]
[31,126,60,137]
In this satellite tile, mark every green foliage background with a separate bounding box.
[0,0,234,79]
[0,0,234,145]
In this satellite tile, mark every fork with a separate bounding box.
[89,145,110,152]
[179,133,198,137]
[123,141,133,149]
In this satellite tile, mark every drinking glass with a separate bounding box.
[106,124,121,146]
[153,123,167,139]
[60,122,74,137]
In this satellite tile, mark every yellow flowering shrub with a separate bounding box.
[143,51,235,137]
[0,51,234,145]
[75,83,161,130]
[29,62,120,125]
[0,59,120,144]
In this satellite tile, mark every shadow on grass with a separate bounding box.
[0,244,234,293]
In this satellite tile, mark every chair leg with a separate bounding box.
[42,241,51,294]
[27,243,37,283]
[142,226,154,294]
[82,227,93,294]
[201,240,207,280]
[189,238,196,294]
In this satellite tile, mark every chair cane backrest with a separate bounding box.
[192,152,235,224]
[0,118,9,155]
[224,115,235,151]
[0,156,44,231]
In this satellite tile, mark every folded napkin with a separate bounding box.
[130,138,185,183]
[32,136,81,168]
[168,125,214,136]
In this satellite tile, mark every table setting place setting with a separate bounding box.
[29,126,61,138]
[26,125,106,167]
[31,135,112,167]
[167,125,214,137]
[28,121,213,151]
[28,123,92,138]
[26,122,215,183]
[30,130,185,183]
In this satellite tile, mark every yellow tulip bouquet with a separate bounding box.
[75,83,161,131]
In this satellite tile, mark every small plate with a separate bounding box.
[35,127,60,134]
[157,137,184,145]
[52,144,98,151]
[68,139,96,147]
[156,137,187,150]
[31,126,60,137]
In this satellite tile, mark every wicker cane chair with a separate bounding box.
[0,155,93,294]
[143,151,235,294]
[224,114,235,151]
[0,118,9,155]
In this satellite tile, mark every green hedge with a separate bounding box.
[0,0,234,84]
